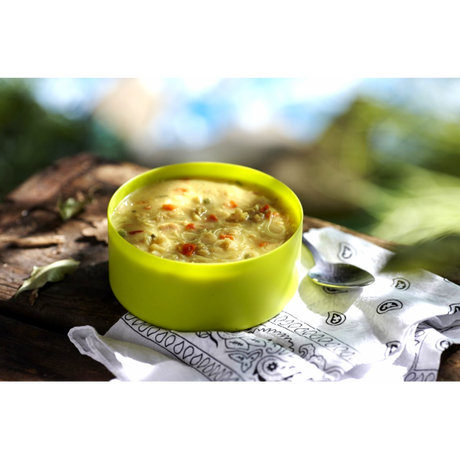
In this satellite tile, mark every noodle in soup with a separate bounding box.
[111,178,295,263]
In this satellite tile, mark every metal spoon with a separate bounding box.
[302,235,375,289]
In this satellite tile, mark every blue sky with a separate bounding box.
[29,78,460,151]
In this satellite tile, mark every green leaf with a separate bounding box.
[58,195,92,221]
[57,187,98,221]
[58,197,85,221]
[14,258,80,298]
[381,235,460,274]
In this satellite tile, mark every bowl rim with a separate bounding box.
[107,161,303,268]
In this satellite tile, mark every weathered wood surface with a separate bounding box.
[1,153,459,381]
[0,153,145,381]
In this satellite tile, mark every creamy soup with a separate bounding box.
[111,178,295,263]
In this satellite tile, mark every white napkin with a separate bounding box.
[68,227,460,382]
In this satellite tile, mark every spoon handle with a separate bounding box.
[301,235,324,265]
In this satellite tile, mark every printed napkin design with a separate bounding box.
[68,227,460,382]
[105,313,328,382]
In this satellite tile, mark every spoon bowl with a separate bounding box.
[302,235,375,289]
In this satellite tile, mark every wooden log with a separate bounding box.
[0,234,66,247]
[0,153,146,335]
[0,314,113,381]
[0,153,101,231]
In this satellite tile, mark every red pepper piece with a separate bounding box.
[185,223,196,230]
[259,242,269,247]
[207,214,218,222]
[260,204,270,213]
[180,243,196,257]
[128,230,144,235]
[264,210,271,219]
[162,204,178,211]
[228,200,238,208]
[219,234,234,240]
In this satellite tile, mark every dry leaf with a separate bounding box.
[14,258,80,298]
[58,195,91,221]
[81,218,108,244]
[57,186,99,221]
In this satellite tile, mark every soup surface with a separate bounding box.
[112,178,295,263]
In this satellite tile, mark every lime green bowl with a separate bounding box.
[107,162,303,332]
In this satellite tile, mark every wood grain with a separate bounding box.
[0,314,113,381]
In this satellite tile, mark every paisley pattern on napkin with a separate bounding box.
[117,312,334,381]
[68,227,460,382]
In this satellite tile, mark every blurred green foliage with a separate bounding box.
[312,97,460,246]
[0,79,128,202]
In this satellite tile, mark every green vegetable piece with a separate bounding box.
[118,229,128,237]
[203,198,212,204]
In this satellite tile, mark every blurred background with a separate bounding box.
[2,77,460,245]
